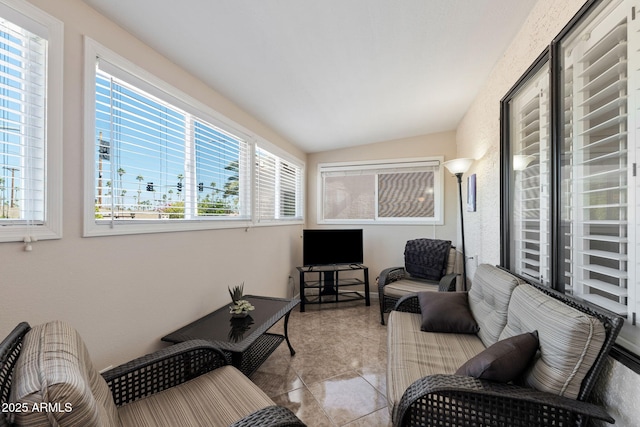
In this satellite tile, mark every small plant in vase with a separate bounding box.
[228,283,254,318]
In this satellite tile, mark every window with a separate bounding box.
[504,58,551,285]
[84,38,303,236]
[502,0,640,358]
[318,158,443,224]
[255,145,304,223]
[0,0,62,243]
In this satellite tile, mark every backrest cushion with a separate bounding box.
[468,264,522,347]
[444,248,458,275]
[499,285,606,399]
[10,321,119,426]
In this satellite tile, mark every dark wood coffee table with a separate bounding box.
[161,295,299,376]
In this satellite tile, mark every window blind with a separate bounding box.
[0,17,46,224]
[95,60,249,222]
[255,146,303,222]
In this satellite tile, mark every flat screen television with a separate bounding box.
[303,229,363,267]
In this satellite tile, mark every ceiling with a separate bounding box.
[83,0,538,153]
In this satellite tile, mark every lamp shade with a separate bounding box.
[443,158,474,175]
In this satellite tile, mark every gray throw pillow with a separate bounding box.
[418,291,479,333]
[455,331,539,382]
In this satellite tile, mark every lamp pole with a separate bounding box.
[455,172,467,291]
[443,158,474,292]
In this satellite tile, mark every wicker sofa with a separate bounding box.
[0,321,304,427]
[386,264,623,427]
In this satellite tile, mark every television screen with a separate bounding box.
[303,229,363,266]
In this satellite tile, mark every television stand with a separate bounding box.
[297,264,370,312]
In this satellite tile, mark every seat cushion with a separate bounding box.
[118,365,274,427]
[386,311,486,416]
[499,285,606,399]
[10,321,119,427]
[383,277,439,298]
[468,264,522,347]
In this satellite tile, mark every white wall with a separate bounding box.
[0,0,305,369]
[306,131,459,286]
[455,0,640,425]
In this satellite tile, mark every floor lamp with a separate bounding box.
[443,158,474,291]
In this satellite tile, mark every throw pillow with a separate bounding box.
[455,331,539,382]
[418,291,479,333]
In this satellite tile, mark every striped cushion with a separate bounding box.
[499,285,606,399]
[10,321,119,427]
[386,311,486,416]
[468,264,522,347]
[118,365,274,427]
[383,277,439,298]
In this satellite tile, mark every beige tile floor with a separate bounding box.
[252,299,392,427]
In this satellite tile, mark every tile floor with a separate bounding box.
[252,299,391,427]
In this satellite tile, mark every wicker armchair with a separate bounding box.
[390,276,624,427]
[1,321,305,427]
[378,241,459,324]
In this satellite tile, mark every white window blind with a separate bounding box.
[255,146,303,222]
[509,62,551,285]
[0,0,62,244]
[319,159,443,224]
[0,17,45,224]
[95,60,249,223]
[560,0,630,316]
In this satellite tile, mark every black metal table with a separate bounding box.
[161,295,299,376]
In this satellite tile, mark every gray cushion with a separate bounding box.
[418,292,478,334]
[468,264,522,347]
[456,331,539,382]
[118,365,274,427]
[10,321,119,427]
[386,311,486,417]
[499,285,606,399]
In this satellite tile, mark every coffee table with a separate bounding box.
[161,295,299,376]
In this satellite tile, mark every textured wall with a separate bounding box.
[455,0,640,425]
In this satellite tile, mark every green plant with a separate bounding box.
[228,283,244,304]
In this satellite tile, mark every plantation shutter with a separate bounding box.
[508,62,551,285]
[0,16,46,224]
[559,0,633,316]
[255,146,303,222]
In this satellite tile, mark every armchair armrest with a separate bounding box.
[229,405,306,427]
[377,266,407,294]
[394,294,421,313]
[394,374,613,427]
[102,339,228,406]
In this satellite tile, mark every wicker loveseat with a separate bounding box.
[386,264,623,427]
[0,321,304,427]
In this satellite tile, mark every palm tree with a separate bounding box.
[136,175,144,207]
[117,167,126,207]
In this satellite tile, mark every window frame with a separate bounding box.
[317,157,444,225]
[0,0,62,243]
[83,37,304,236]
[501,0,640,368]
